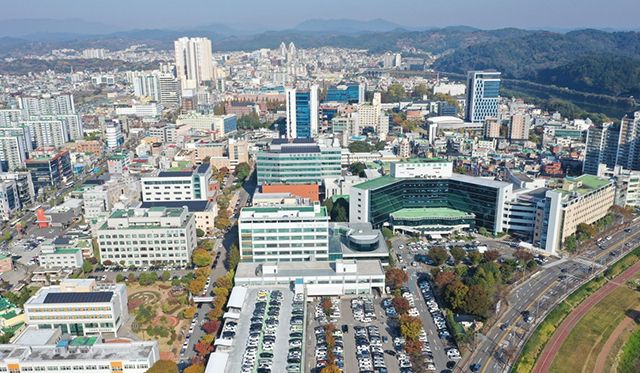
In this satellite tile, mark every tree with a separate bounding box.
[434,271,456,288]
[392,296,411,314]
[445,281,469,310]
[564,235,577,253]
[195,267,211,280]
[115,274,125,282]
[404,339,424,356]
[192,249,212,268]
[216,276,233,290]
[462,285,490,316]
[348,141,373,153]
[381,227,394,240]
[412,83,429,98]
[199,334,214,345]
[227,244,240,270]
[184,364,205,373]
[399,314,423,340]
[451,247,467,265]
[385,268,409,289]
[3,231,11,242]
[236,163,251,181]
[478,227,488,236]
[189,280,205,295]
[214,217,231,230]
[162,271,171,282]
[196,228,205,237]
[386,84,406,102]
[82,260,93,273]
[577,223,597,239]
[320,365,342,373]
[213,287,229,299]
[469,251,483,265]
[454,165,470,175]
[349,162,366,176]
[484,249,501,262]
[514,249,534,263]
[428,247,449,266]
[183,307,197,319]
[202,320,220,334]
[146,360,178,373]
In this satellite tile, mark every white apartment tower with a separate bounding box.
[174,37,214,87]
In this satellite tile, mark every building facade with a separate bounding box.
[26,149,72,190]
[583,122,620,175]
[97,207,197,266]
[616,111,640,171]
[174,37,213,86]
[238,203,330,262]
[24,279,128,336]
[141,164,214,202]
[257,141,341,184]
[465,70,501,124]
[285,86,319,138]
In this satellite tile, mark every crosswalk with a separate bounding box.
[573,257,604,269]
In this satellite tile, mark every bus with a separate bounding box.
[10,218,22,228]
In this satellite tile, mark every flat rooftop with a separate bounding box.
[236,260,384,279]
[353,173,510,191]
[391,208,472,218]
[0,341,157,362]
[557,174,612,196]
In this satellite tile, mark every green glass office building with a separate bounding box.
[257,142,341,184]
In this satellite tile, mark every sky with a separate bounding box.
[1,0,639,31]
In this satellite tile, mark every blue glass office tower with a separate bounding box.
[326,84,363,104]
[465,70,501,124]
[286,86,319,138]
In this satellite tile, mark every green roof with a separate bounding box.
[557,174,612,196]
[109,154,127,160]
[0,255,7,260]
[70,336,99,346]
[391,208,472,219]
[0,297,16,312]
[353,175,398,190]
[1,310,19,320]
[42,248,80,255]
[331,195,349,202]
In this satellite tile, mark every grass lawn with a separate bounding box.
[602,322,639,373]
[548,286,640,373]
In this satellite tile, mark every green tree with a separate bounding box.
[348,141,373,153]
[330,198,349,222]
[564,234,577,253]
[3,231,11,242]
[412,83,430,98]
[115,274,125,282]
[196,228,205,237]
[577,223,597,239]
[478,227,488,236]
[387,84,406,102]
[454,166,470,175]
[146,360,178,373]
[381,227,394,240]
[82,260,93,273]
[214,217,231,230]
[227,243,241,270]
[236,162,251,181]
[469,250,483,265]
[445,280,469,310]
[162,271,171,281]
[349,162,366,176]
[450,247,467,265]
[192,249,212,267]
[428,247,449,266]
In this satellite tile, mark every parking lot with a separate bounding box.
[225,287,301,373]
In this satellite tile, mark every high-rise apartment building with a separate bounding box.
[132,74,160,101]
[174,37,213,87]
[509,114,529,141]
[583,122,620,175]
[616,111,640,171]
[18,94,76,117]
[285,86,319,138]
[358,92,389,138]
[483,117,500,139]
[105,121,124,149]
[158,73,181,105]
[0,127,31,171]
[465,70,501,124]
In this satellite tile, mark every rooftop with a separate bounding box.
[354,173,510,191]
[0,341,157,362]
[391,208,472,218]
[557,174,613,196]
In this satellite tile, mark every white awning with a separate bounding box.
[227,286,248,310]
[205,352,229,373]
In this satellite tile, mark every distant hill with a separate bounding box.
[292,18,429,34]
[432,29,640,97]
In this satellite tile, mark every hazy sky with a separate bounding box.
[2,0,639,30]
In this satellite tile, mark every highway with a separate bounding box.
[461,220,640,373]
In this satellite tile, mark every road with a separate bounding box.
[463,221,640,373]
[180,172,256,364]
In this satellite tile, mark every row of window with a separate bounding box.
[29,307,111,312]
[99,233,185,239]
[100,244,188,249]
[29,314,113,320]
[3,363,148,371]
[101,253,188,258]
[241,228,327,234]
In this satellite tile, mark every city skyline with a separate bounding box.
[1,0,639,32]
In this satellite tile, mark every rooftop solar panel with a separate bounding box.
[158,171,194,177]
[292,138,315,144]
[271,139,288,145]
[43,292,113,304]
[279,145,321,154]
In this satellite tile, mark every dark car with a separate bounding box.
[470,364,482,372]
[342,324,349,333]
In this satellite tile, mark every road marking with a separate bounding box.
[593,229,640,261]
[480,279,559,373]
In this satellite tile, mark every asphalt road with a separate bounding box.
[464,221,640,373]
